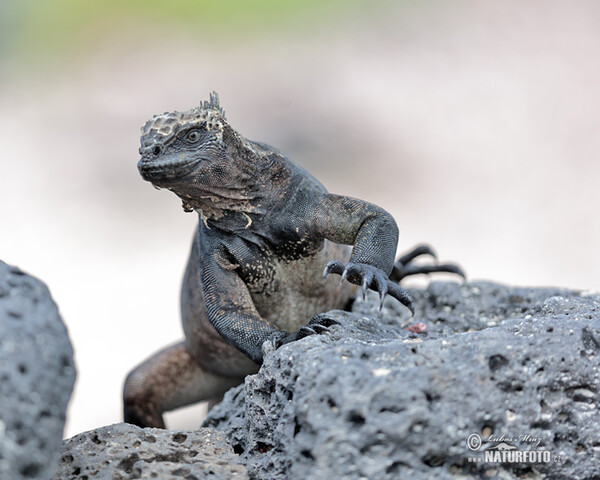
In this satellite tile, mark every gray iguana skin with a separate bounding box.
[124,93,463,428]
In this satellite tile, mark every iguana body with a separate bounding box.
[123,93,462,428]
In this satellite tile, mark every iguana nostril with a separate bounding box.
[153,146,162,156]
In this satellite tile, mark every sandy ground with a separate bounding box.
[0,1,599,437]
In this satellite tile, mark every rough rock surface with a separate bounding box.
[53,423,248,479]
[204,281,600,480]
[0,260,76,480]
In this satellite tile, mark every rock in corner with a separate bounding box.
[0,261,76,480]
[204,281,600,480]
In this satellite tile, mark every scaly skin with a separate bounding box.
[123,93,463,428]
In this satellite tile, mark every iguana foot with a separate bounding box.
[273,314,340,349]
[323,260,414,314]
[390,244,466,282]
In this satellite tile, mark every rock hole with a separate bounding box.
[424,390,438,403]
[293,418,301,437]
[256,441,273,453]
[20,463,41,477]
[60,355,72,368]
[531,419,550,429]
[547,326,554,333]
[497,381,524,392]
[386,461,408,474]
[91,433,102,445]
[172,467,192,477]
[17,364,27,374]
[421,454,444,467]
[233,443,244,455]
[513,466,534,476]
[118,453,140,473]
[347,411,365,426]
[300,449,314,460]
[488,354,509,371]
[172,432,187,443]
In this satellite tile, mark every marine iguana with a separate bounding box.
[124,92,463,428]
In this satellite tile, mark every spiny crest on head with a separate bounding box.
[203,91,226,119]
[141,91,227,147]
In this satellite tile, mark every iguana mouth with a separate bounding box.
[137,157,201,183]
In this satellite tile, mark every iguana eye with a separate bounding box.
[186,129,201,143]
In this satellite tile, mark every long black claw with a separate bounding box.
[402,263,466,279]
[307,314,340,328]
[322,260,415,314]
[387,282,415,316]
[274,315,339,350]
[437,263,466,279]
[379,292,387,311]
[299,326,316,336]
[361,270,374,301]
[377,276,388,311]
[311,324,330,333]
[323,260,343,279]
[396,244,437,266]
[340,263,362,286]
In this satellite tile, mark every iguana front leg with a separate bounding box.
[199,234,337,365]
[199,244,278,364]
[316,194,415,313]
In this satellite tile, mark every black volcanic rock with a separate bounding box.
[54,423,248,479]
[0,261,76,480]
[204,281,600,480]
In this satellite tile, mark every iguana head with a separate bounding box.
[138,92,269,221]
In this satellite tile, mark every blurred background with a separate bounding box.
[1,0,599,438]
